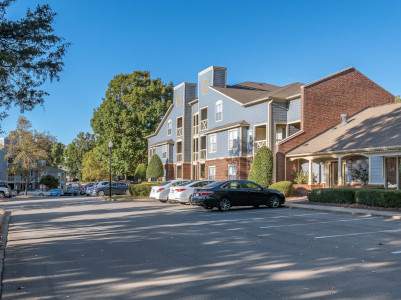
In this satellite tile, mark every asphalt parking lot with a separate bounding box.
[1,197,401,299]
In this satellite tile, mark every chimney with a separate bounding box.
[340,113,348,125]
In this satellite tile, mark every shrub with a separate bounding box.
[248,146,273,187]
[39,175,59,189]
[134,163,147,181]
[355,189,401,208]
[269,181,293,197]
[146,154,164,180]
[308,188,355,204]
[293,170,308,184]
[129,182,160,197]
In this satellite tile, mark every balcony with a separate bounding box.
[199,149,206,160]
[177,127,183,138]
[176,153,183,162]
[192,125,199,135]
[254,139,267,150]
[200,119,208,132]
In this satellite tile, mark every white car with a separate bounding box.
[149,180,191,202]
[168,180,214,204]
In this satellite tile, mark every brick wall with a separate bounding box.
[277,68,394,181]
[183,163,191,180]
[165,164,175,180]
[205,157,252,180]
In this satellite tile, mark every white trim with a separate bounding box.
[208,165,216,180]
[287,119,301,125]
[227,163,237,180]
[228,128,239,152]
[167,119,172,136]
[198,66,215,76]
[253,122,268,156]
[145,104,173,138]
[174,82,186,90]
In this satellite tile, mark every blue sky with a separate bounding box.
[4,0,401,144]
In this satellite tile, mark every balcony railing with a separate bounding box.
[177,127,183,138]
[200,119,208,132]
[199,149,206,160]
[192,125,199,135]
[176,153,183,162]
[254,139,267,150]
[192,152,199,161]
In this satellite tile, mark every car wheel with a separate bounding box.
[218,198,231,211]
[98,191,105,197]
[269,195,281,208]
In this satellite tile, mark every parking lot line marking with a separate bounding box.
[391,250,401,254]
[271,212,329,219]
[315,228,401,239]
[259,216,379,229]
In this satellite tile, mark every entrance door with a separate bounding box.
[330,162,338,187]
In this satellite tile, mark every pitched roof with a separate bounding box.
[149,139,175,147]
[287,103,401,157]
[206,120,249,134]
[145,104,173,138]
[234,81,280,91]
[212,82,303,105]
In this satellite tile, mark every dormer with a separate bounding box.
[198,66,227,97]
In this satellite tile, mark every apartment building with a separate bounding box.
[147,66,394,183]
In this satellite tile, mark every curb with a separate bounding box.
[0,211,11,299]
[286,202,401,220]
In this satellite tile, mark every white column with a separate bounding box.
[396,156,400,190]
[308,159,313,185]
[338,156,343,186]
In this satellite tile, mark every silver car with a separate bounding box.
[168,180,214,204]
[149,180,191,202]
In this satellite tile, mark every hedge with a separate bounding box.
[129,182,160,197]
[308,188,356,204]
[355,189,401,208]
[269,181,293,197]
[248,146,273,187]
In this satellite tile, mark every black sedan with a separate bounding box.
[191,180,285,211]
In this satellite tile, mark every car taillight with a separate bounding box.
[198,191,213,196]
[175,188,186,192]
[156,188,164,192]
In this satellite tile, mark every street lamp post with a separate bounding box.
[108,140,113,200]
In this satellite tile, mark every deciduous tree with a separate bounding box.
[81,148,107,182]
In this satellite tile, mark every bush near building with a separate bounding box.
[129,182,160,197]
[146,154,164,180]
[134,163,147,182]
[355,189,401,208]
[249,146,273,187]
[308,188,355,204]
[39,175,59,189]
[309,188,401,208]
[269,181,293,197]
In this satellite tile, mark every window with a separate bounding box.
[228,164,237,180]
[167,120,172,135]
[215,100,223,122]
[228,129,239,151]
[276,124,287,142]
[222,181,240,189]
[208,134,217,153]
[241,181,261,190]
[208,166,216,180]
[162,145,167,159]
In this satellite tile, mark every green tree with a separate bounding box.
[39,175,59,189]
[5,116,47,194]
[134,163,147,182]
[64,132,95,180]
[0,1,69,123]
[91,71,172,179]
[248,146,273,187]
[50,142,65,167]
[396,96,401,103]
[81,148,107,182]
[146,155,163,180]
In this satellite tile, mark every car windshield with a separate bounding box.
[176,181,191,186]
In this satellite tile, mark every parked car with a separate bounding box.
[27,189,47,197]
[0,182,11,198]
[168,180,214,204]
[48,188,64,197]
[191,180,285,211]
[91,182,128,196]
[149,180,191,202]
[64,186,81,196]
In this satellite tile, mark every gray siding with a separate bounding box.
[288,98,301,123]
[206,128,242,159]
[272,102,287,124]
[369,155,384,184]
[213,68,226,87]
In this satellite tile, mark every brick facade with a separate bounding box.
[205,157,253,180]
[182,163,191,180]
[165,163,175,180]
[276,68,395,181]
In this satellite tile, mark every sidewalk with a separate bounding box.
[286,200,401,220]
